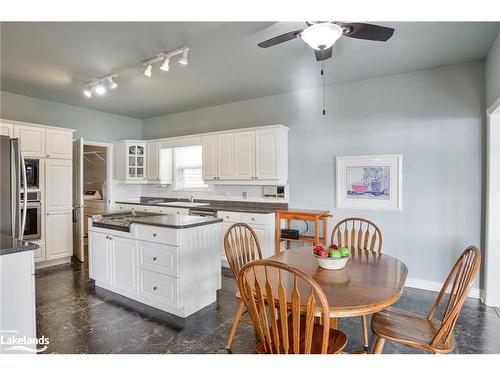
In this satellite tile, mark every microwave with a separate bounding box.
[23,158,40,190]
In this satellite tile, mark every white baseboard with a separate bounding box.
[405,277,482,300]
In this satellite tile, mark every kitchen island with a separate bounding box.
[88,212,222,318]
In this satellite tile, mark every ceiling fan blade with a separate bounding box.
[339,22,394,42]
[314,46,333,61]
[257,28,303,48]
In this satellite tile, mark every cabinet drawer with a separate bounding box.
[139,241,179,277]
[140,269,179,308]
[218,211,242,223]
[241,212,268,225]
[137,225,178,246]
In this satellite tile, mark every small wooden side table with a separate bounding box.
[274,209,331,254]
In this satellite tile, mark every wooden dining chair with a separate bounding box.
[330,217,383,351]
[224,223,263,351]
[238,259,347,354]
[371,246,481,354]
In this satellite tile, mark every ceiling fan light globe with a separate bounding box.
[301,23,342,50]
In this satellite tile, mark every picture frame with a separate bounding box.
[336,154,403,211]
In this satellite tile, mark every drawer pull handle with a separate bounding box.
[153,256,158,261]
[226,216,229,219]
[251,218,255,221]
[153,233,158,237]
[153,286,158,291]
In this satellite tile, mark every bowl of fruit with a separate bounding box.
[313,244,351,270]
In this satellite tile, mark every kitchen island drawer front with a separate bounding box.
[218,211,242,223]
[137,225,179,245]
[140,269,180,308]
[241,212,268,225]
[139,241,179,277]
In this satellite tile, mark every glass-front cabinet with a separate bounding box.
[115,141,147,182]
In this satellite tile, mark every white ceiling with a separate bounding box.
[1,22,499,119]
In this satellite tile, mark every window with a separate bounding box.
[173,145,208,191]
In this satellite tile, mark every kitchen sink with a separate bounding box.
[157,201,210,208]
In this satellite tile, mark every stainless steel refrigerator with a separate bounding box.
[0,135,27,239]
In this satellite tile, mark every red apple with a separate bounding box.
[313,245,325,255]
[329,243,338,250]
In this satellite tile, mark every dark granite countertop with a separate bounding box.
[0,234,39,256]
[129,215,223,229]
[115,197,287,214]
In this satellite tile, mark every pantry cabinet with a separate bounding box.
[201,125,288,185]
[45,210,73,260]
[45,128,73,159]
[45,159,73,211]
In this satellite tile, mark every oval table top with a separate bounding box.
[267,248,408,318]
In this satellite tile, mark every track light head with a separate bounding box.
[160,56,170,72]
[83,88,92,98]
[106,76,118,89]
[178,48,189,65]
[95,84,106,95]
[143,64,153,77]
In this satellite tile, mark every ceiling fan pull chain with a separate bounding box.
[321,60,326,116]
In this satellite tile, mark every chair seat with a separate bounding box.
[255,316,347,354]
[371,307,455,353]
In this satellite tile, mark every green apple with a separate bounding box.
[330,249,342,259]
[340,248,351,257]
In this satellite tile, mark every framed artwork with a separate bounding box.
[336,154,403,211]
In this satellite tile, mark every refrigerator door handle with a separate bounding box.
[20,151,28,240]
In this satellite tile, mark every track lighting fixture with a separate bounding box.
[143,64,153,78]
[83,73,118,98]
[160,56,170,72]
[178,48,189,65]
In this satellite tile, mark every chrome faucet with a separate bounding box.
[131,208,136,216]
[189,195,195,203]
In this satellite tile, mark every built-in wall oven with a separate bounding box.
[20,191,42,240]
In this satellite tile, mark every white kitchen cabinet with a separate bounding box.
[89,231,112,284]
[256,127,283,180]
[234,131,255,179]
[45,159,73,211]
[0,251,36,354]
[0,121,13,137]
[218,210,276,265]
[111,236,138,294]
[45,128,73,159]
[13,124,46,157]
[159,148,173,184]
[114,140,147,182]
[147,141,160,181]
[45,210,73,260]
[217,133,235,180]
[202,136,218,181]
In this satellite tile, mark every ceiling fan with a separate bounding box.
[258,22,395,61]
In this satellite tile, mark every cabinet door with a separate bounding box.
[159,148,173,184]
[45,159,72,211]
[46,129,73,159]
[202,136,218,181]
[0,121,13,137]
[126,142,146,181]
[218,133,235,179]
[234,131,255,179]
[88,231,111,284]
[111,236,138,294]
[220,223,232,257]
[250,225,268,258]
[147,141,159,180]
[13,125,46,157]
[255,128,279,180]
[45,210,73,260]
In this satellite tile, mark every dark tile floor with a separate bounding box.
[35,258,500,354]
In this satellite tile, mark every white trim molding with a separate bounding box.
[405,277,482,300]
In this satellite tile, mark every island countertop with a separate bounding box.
[0,234,39,256]
[129,214,223,229]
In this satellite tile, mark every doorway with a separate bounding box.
[485,96,500,312]
[72,140,113,262]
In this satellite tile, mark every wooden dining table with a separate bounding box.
[266,247,408,325]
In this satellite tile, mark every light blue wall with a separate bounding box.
[143,62,485,287]
[0,91,142,142]
[486,32,500,108]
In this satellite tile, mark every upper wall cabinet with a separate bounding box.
[146,141,160,181]
[202,125,288,185]
[0,121,13,137]
[115,141,147,182]
[46,128,73,159]
[13,124,46,157]
[146,141,173,184]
